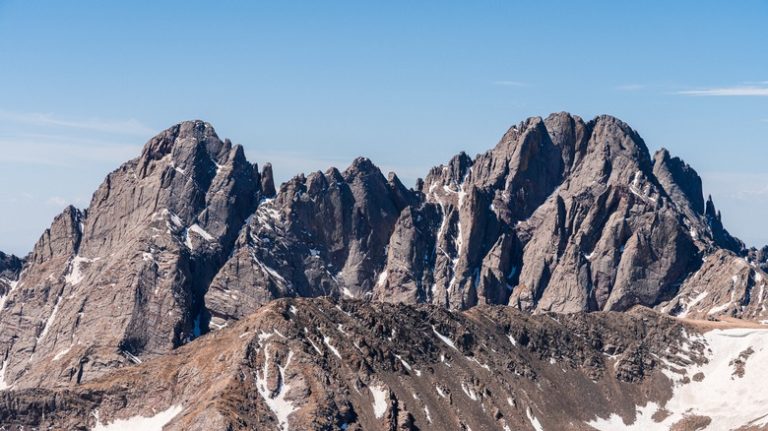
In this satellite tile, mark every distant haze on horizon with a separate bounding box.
[0,1,766,255]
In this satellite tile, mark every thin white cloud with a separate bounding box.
[492,80,528,87]
[701,172,768,200]
[46,196,68,207]
[0,110,154,135]
[677,86,768,96]
[0,137,141,166]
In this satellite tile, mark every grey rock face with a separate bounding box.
[0,121,266,389]
[207,113,755,322]
[2,112,765,393]
[205,157,413,328]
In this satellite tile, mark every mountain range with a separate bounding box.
[0,113,766,430]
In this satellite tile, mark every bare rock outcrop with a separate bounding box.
[0,298,716,431]
[0,121,266,389]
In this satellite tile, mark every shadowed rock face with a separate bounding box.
[0,113,765,398]
[0,252,23,297]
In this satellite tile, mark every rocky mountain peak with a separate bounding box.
[0,252,22,279]
[652,147,705,215]
[0,252,23,297]
[344,156,384,180]
[1,112,765,401]
[30,205,83,264]
[260,162,276,198]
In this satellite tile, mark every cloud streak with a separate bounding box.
[0,137,140,167]
[0,110,154,135]
[677,86,768,96]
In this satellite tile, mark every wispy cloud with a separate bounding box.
[0,110,154,135]
[701,172,768,200]
[46,196,69,207]
[677,86,768,96]
[0,137,141,166]
[492,80,528,87]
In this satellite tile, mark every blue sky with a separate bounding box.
[0,1,766,255]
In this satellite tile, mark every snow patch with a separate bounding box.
[0,359,11,390]
[436,386,447,398]
[65,256,97,285]
[322,335,342,359]
[91,405,183,431]
[375,270,388,287]
[303,328,323,355]
[507,334,517,346]
[589,327,768,430]
[461,382,478,401]
[37,295,63,343]
[526,407,544,431]
[53,346,71,361]
[432,326,457,350]
[255,347,297,431]
[370,385,389,418]
[184,224,214,248]
[394,354,412,371]
[677,291,709,318]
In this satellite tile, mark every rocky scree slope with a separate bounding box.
[0,297,743,431]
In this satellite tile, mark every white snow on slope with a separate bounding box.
[37,295,63,343]
[322,335,342,359]
[393,354,412,371]
[507,333,517,346]
[376,270,388,287]
[589,327,768,430]
[65,256,97,285]
[255,347,297,431]
[461,382,478,401]
[53,345,72,361]
[0,276,20,312]
[303,328,323,355]
[526,407,544,431]
[370,385,389,418]
[0,359,10,390]
[677,291,709,318]
[184,223,214,248]
[91,405,183,431]
[432,326,457,350]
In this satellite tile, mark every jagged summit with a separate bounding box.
[0,112,766,430]
[0,112,763,392]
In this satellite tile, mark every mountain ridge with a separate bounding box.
[0,112,766,430]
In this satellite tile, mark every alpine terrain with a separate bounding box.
[0,113,767,430]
